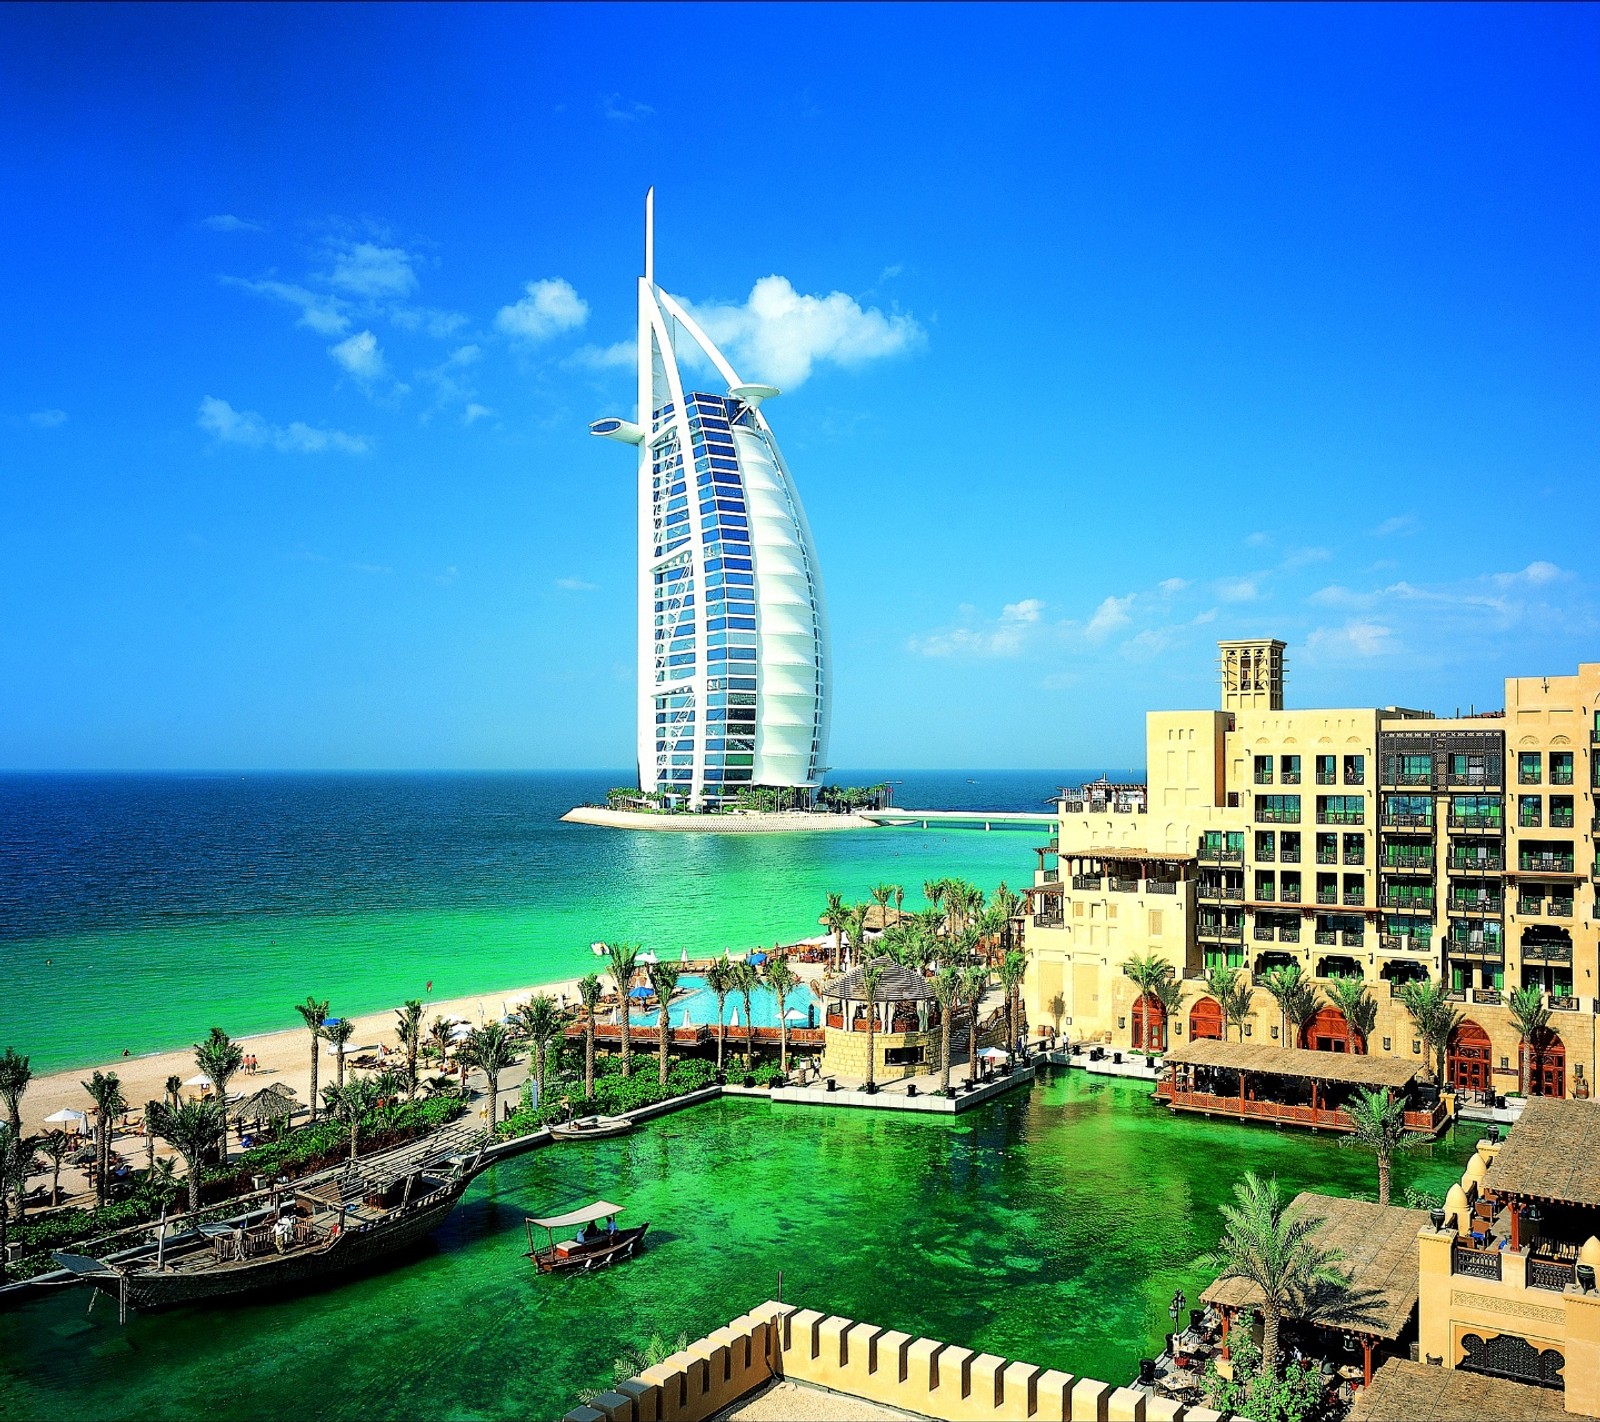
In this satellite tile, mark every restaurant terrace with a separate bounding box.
[1350,1357,1593,1422]
[1157,1039,1448,1134]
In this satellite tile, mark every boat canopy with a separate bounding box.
[529,1200,626,1230]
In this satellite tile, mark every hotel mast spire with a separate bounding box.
[644,186,654,286]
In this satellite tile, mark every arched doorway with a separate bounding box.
[1132,996,1165,1051]
[1189,997,1224,1041]
[1528,1029,1566,1098]
[1448,1020,1492,1093]
[1301,1006,1352,1053]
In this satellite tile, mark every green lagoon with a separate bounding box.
[0,1073,1477,1421]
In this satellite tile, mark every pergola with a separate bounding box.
[820,957,936,1034]
[1480,1096,1600,1256]
[1203,1191,1429,1387]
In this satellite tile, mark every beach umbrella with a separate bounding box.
[43,1108,89,1131]
[628,985,653,1000]
[681,1008,694,1029]
[591,942,608,956]
[680,949,689,964]
[978,1046,1011,1063]
[730,1006,740,1027]
[184,1074,215,1088]
[321,1017,341,1027]
[749,951,768,965]
[639,950,659,965]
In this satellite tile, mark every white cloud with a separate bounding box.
[203,214,265,233]
[1372,514,1416,538]
[909,597,1049,659]
[555,576,599,592]
[388,305,468,337]
[27,408,67,429]
[197,396,370,455]
[1157,577,1191,596]
[462,403,492,426]
[601,93,655,122]
[446,344,481,366]
[569,340,637,370]
[323,240,417,298]
[1493,561,1566,587]
[496,278,589,343]
[224,277,351,336]
[1305,620,1397,659]
[1085,593,1135,641]
[329,330,386,382]
[683,275,925,388]
[1216,577,1260,603]
[878,263,904,281]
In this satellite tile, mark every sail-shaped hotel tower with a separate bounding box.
[589,192,831,810]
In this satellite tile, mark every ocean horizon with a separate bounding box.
[0,768,1138,1073]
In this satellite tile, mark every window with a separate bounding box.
[1519,751,1542,784]
[1280,754,1302,784]
[1392,752,1432,785]
[1550,752,1574,785]
[1253,755,1273,785]
[1342,833,1365,864]
[1318,795,1365,825]
[1551,795,1575,828]
[1344,755,1365,785]
[1316,832,1338,864]
[1316,754,1336,784]
[1383,793,1433,826]
[1450,752,1498,786]
[1255,831,1275,861]
[1255,872,1275,900]
[1255,795,1301,824]
[1451,794,1503,829]
[1519,795,1542,828]
[1281,832,1301,863]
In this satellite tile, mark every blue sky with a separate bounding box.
[2,3,1596,771]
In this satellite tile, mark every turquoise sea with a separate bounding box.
[0,770,1122,1074]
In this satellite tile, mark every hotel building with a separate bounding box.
[589,191,832,810]
[1021,639,1600,1097]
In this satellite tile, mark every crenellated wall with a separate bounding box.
[561,1301,1226,1422]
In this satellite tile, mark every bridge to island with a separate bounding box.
[860,808,1057,831]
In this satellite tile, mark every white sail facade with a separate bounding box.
[590,191,831,809]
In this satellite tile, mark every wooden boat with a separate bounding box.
[549,1113,636,1141]
[525,1200,648,1274]
[52,1123,488,1316]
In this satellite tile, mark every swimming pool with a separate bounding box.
[624,972,811,1030]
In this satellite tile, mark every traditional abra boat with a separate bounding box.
[549,1114,636,1142]
[525,1200,648,1273]
[52,1123,488,1315]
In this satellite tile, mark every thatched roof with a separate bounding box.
[1202,1192,1427,1340]
[235,1084,300,1124]
[815,906,912,932]
[820,957,936,1003]
[1350,1358,1593,1421]
[1487,1095,1600,1207]
[1166,1039,1418,1089]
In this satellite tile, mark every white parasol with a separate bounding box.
[639,950,660,965]
[43,1108,89,1129]
[784,1008,806,1023]
[680,949,689,964]
[681,1008,694,1029]
[184,1074,214,1088]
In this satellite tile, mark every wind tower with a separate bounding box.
[589,190,832,810]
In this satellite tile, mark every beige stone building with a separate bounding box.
[1021,639,1600,1099]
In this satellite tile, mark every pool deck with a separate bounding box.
[760,1060,1038,1114]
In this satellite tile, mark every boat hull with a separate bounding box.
[531,1224,649,1273]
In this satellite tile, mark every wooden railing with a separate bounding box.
[1452,1240,1503,1282]
[1156,1085,1447,1135]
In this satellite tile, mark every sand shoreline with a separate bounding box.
[562,806,877,833]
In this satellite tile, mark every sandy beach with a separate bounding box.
[562,806,877,832]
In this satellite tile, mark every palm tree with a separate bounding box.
[923,877,947,921]
[0,1127,42,1282]
[142,1103,159,1167]
[861,962,887,1092]
[148,1099,225,1215]
[38,1128,70,1207]
[576,973,605,1101]
[647,962,682,1087]
[518,995,564,1112]
[1259,964,1307,1047]
[1398,978,1462,1084]
[605,943,643,1078]
[321,1077,379,1164]
[1340,1088,1417,1206]
[1283,975,1323,1050]
[0,1048,32,1219]
[164,1075,182,1110]
[293,997,330,1122]
[893,884,905,927]
[194,1026,244,1162]
[1507,984,1552,1095]
[703,958,735,1076]
[823,893,850,971]
[845,902,870,969]
[870,882,896,934]
[766,959,799,1077]
[427,1016,455,1074]
[323,1018,356,1091]
[1326,976,1377,1054]
[1153,974,1186,1052]
[1122,953,1171,1049]
[931,967,962,1096]
[459,1022,519,1134]
[1196,1171,1365,1384]
[731,960,759,1069]
[962,963,990,1078]
[1000,949,1029,1053]
[1206,966,1255,1042]
[395,999,424,1103]
[81,1070,126,1206]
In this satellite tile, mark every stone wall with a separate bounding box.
[562,1301,1226,1422]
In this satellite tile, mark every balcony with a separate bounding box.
[1253,772,1274,785]
[1343,890,1366,907]
[1387,771,1433,787]
[1448,812,1504,832]
[1381,891,1436,913]
[1255,808,1301,825]
[1146,880,1178,895]
[1280,886,1302,904]
[1199,845,1244,864]
[1449,767,1500,789]
[1381,850,1435,872]
[1345,770,1366,787]
[1316,771,1337,785]
[1447,891,1502,915]
[1316,889,1338,906]
[1282,770,1301,785]
[1528,1256,1578,1293]
[1523,939,1574,963]
[1315,929,1337,946]
[1252,924,1276,942]
[1281,924,1301,943]
[1033,910,1064,928]
[1518,812,1543,830]
[1255,845,1275,863]
[1316,850,1338,866]
[1551,809,1575,829]
[1451,1241,1502,1282]
[1519,852,1576,875]
[1198,921,1244,943]
[1446,933,1504,961]
[1108,876,1139,893]
[1550,768,1574,786]
[1041,867,1060,883]
[1318,810,1365,826]
[1255,885,1276,902]
[1518,770,1543,786]
[1071,875,1101,890]
[1448,850,1504,873]
[1379,933,1433,953]
[1341,929,1366,947]
[1344,851,1366,866]
[1382,812,1434,831]
[1280,846,1301,864]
